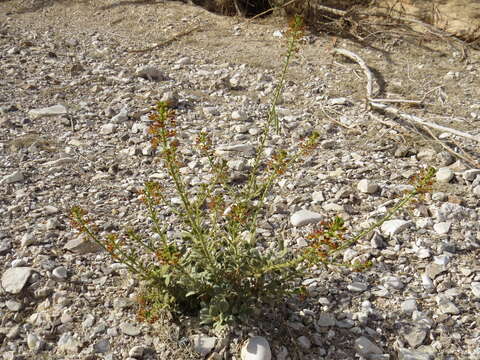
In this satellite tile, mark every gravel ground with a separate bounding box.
[1,1,480,359]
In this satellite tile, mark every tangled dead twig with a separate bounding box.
[333,47,480,167]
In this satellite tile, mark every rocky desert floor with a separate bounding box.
[1,0,480,359]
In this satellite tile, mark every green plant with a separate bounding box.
[69,16,436,329]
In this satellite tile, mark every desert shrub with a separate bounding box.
[70,15,436,329]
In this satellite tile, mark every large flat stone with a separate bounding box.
[1,267,33,294]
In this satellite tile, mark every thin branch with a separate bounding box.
[127,25,202,53]
[420,124,480,168]
[334,48,374,99]
[333,47,480,143]
[370,101,480,142]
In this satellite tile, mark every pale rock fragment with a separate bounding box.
[241,336,271,360]
[290,209,323,227]
[28,104,67,119]
[1,267,33,294]
[381,219,412,236]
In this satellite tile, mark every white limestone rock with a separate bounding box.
[241,336,271,360]
[290,209,323,227]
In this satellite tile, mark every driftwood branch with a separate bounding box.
[369,102,480,143]
[333,47,480,144]
[334,48,374,99]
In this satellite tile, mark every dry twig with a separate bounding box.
[421,124,480,168]
[333,48,480,144]
[369,101,480,143]
[127,25,202,53]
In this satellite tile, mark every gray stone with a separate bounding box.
[42,157,75,167]
[136,66,165,81]
[416,248,431,259]
[321,140,336,149]
[82,314,95,329]
[0,239,11,254]
[240,336,271,360]
[354,336,382,356]
[27,333,44,352]
[370,232,386,249]
[372,286,390,297]
[57,333,80,354]
[43,205,59,215]
[161,91,179,107]
[91,322,106,335]
[317,313,336,327]
[297,336,311,350]
[436,295,460,315]
[45,218,60,231]
[401,299,417,313]
[112,108,129,122]
[28,104,67,119]
[0,171,24,185]
[132,122,148,134]
[412,311,433,329]
[384,276,404,290]
[6,325,20,339]
[473,185,480,197]
[64,236,103,254]
[322,202,344,212]
[5,300,22,311]
[435,167,454,183]
[215,143,255,156]
[417,148,436,161]
[290,209,323,227]
[129,345,145,358]
[381,219,412,236]
[395,145,410,158]
[347,281,368,292]
[336,319,355,328]
[203,106,220,117]
[100,123,116,135]
[404,327,428,348]
[232,110,248,121]
[431,192,447,201]
[1,267,33,294]
[141,143,154,156]
[21,232,36,247]
[113,297,134,309]
[176,56,191,65]
[343,248,358,262]
[398,348,434,360]
[107,327,118,337]
[357,179,379,194]
[94,338,110,353]
[425,263,447,279]
[120,322,141,336]
[437,300,460,315]
[433,255,450,266]
[192,334,217,357]
[421,274,434,291]
[471,282,480,298]
[463,169,480,181]
[328,97,348,106]
[52,266,68,280]
[433,221,451,235]
[311,191,325,203]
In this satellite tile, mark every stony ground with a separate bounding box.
[1,1,480,359]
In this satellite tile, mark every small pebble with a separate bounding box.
[436,167,454,183]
